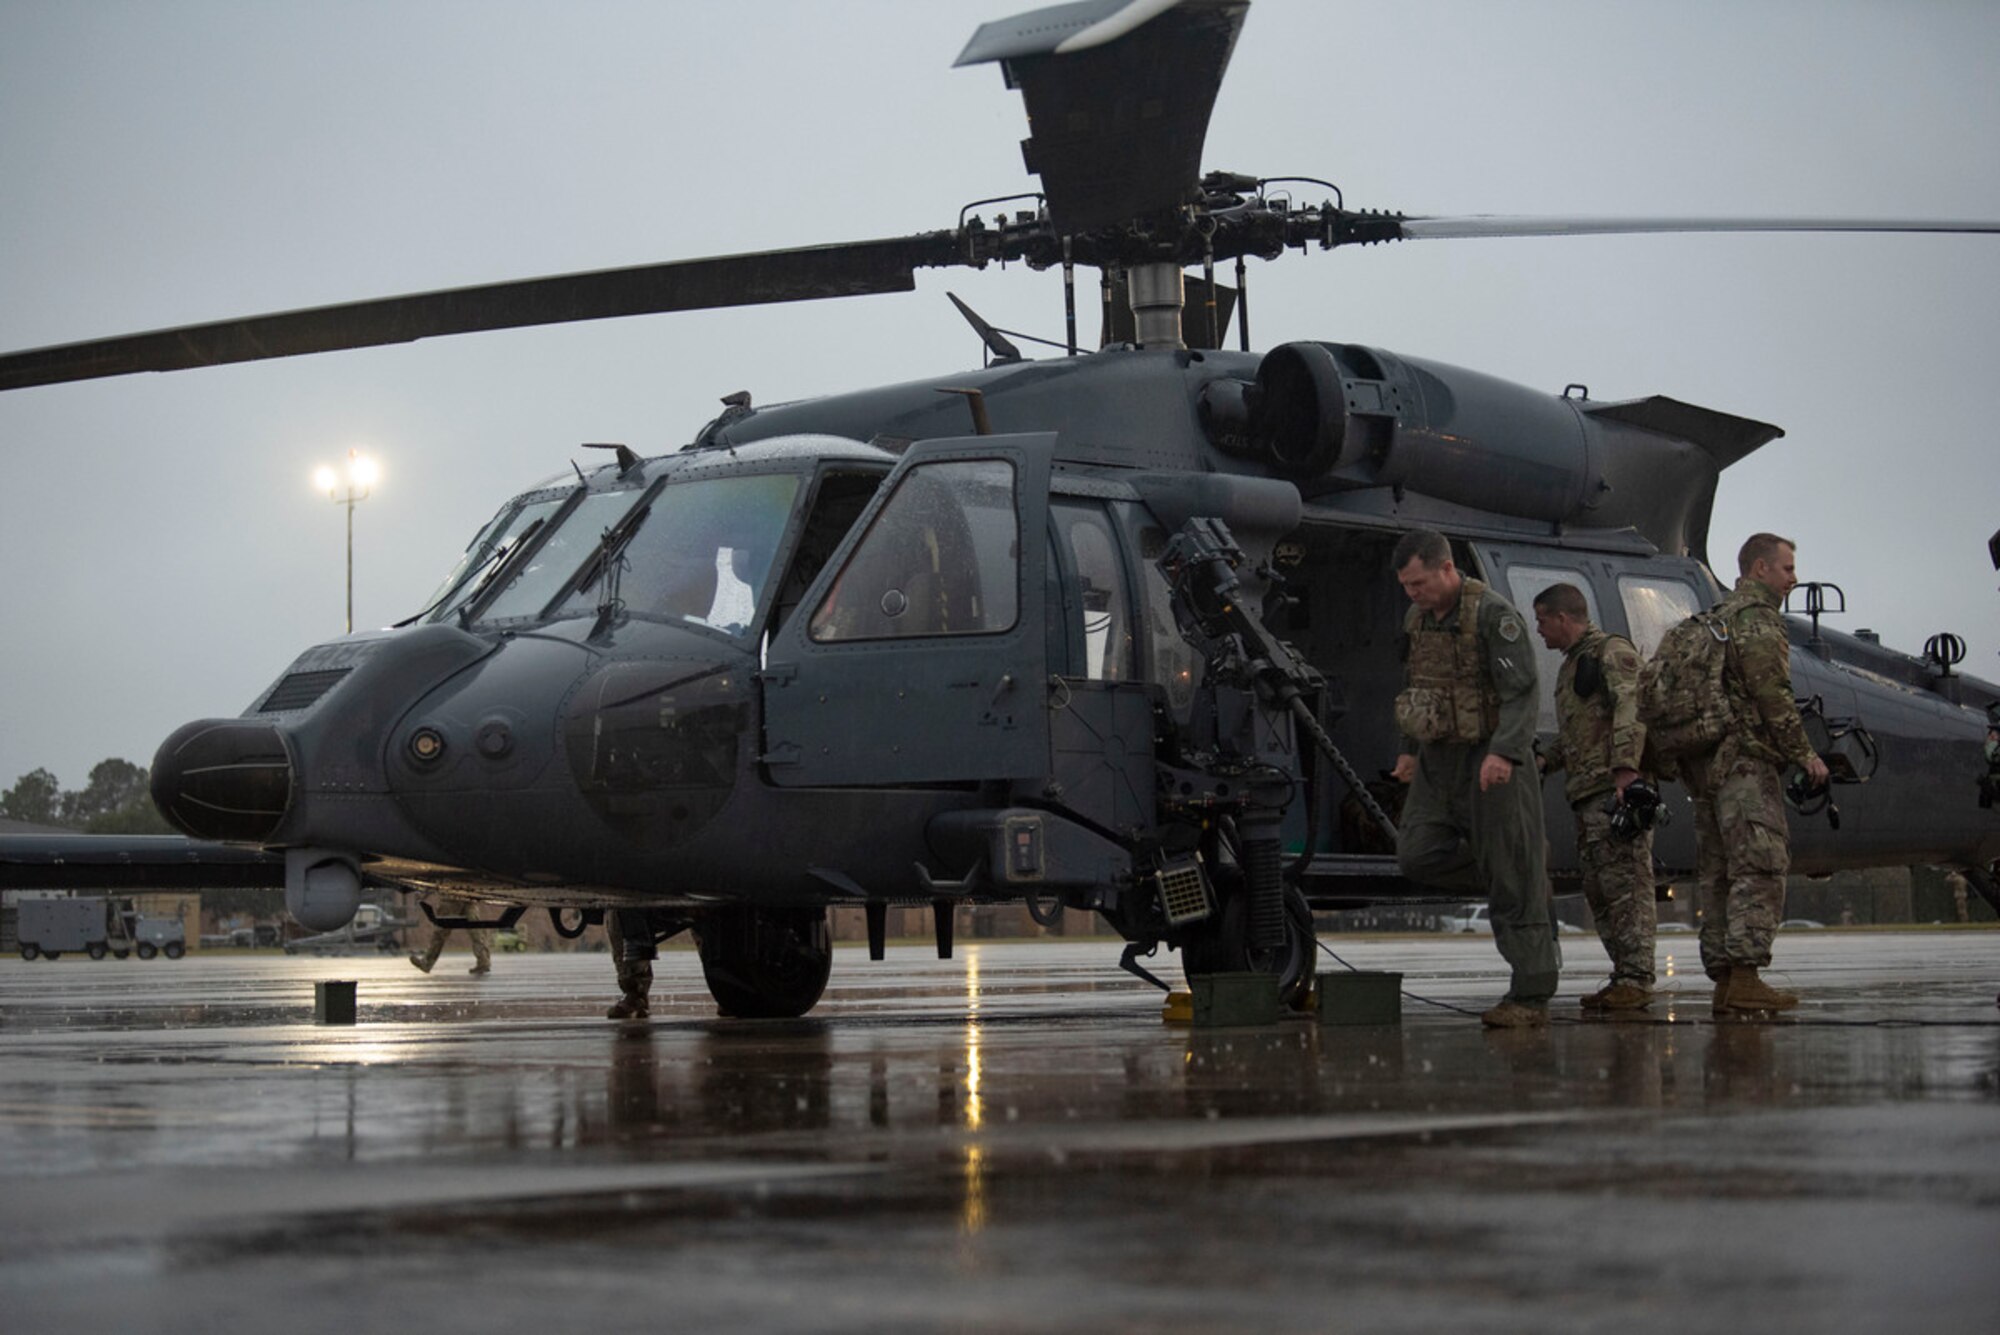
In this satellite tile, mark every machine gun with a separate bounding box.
[1156,517,1398,953]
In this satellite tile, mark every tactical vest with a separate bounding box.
[1396,577,1502,745]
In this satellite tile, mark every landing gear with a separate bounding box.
[694,906,833,1018]
[1179,885,1318,1008]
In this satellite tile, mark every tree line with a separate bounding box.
[1,760,172,834]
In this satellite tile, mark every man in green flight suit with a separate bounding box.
[1389,529,1562,1027]
[1689,532,1828,1013]
[1531,581,1657,1010]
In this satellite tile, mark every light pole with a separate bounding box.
[313,449,379,634]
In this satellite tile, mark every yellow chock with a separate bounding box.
[1162,990,1194,1024]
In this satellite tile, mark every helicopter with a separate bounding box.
[3,0,1999,1016]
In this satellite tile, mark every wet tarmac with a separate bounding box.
[2,931,1997,1333]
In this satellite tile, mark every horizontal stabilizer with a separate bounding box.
[1580,395,1782,471]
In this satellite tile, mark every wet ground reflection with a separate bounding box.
[2,936,1997,1331]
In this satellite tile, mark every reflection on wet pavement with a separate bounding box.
[1,934,1996,1332]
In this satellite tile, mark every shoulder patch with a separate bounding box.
[1497,615,1522,643]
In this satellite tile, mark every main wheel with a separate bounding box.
[87,943,108,960]
[1179,885,1317,1008]
[694,906,832,1018]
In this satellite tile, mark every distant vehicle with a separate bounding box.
[282,902,408,955]
[1656,922,1696,934]
[1779,918,1826,930]
[17,896,184,960]
[494,929,528,953]
[1439,905,1493,935]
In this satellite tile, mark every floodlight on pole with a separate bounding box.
[314,448,377,633]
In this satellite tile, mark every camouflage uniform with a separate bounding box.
[606,909,654,1018]
[1685,577,1816,979]
[1395,577,1562,1005]
[409,895,492,973]
[1542,626,1657,988]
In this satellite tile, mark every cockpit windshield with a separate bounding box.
[420,492,573,624]
[478,486,649,623]
[554,471,801,636]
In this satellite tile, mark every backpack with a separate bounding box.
[1635,608,1734,762]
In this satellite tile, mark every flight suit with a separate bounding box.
[606,909,654,1019]
[1395,577,1561,1005]
[1542,625,1656,989]
[409,895,492,974]
[1684,577,1817,979]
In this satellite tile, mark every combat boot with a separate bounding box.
[468,961,490,976]
[1720,966,1798,1012]
[1709,966,1732,1012]
[606,993,650,1021]
[1581,981,1651,1011]
[1480,1000,1550,1028]
[408,952,433,974]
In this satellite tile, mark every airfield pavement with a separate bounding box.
[1,930,1997,1334]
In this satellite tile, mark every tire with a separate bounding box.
[136,942,158,960]
[87,943,108,960]
[43,951,62,961]
[163,942,184,960]
[113,951,129,960]
[694,907,833,1018]
[20,944,39,961]
[1179,884,1317,1008]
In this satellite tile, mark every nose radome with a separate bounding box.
[152,719,294,841]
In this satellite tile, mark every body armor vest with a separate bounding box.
[1396,577,1503,745]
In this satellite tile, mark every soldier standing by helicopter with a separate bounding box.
[1684,533,1828,1014]
[1531,582,1658,1010]
[1389,529,1562,1027]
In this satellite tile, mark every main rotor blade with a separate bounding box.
[959,0,1249,235]
[1396,214,2000,242]
[0,233,962,392]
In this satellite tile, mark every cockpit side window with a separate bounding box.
[809,458,1019,641]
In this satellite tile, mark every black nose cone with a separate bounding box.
[152,719,294,841]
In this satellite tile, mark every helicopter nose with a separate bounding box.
[152,719,294,841]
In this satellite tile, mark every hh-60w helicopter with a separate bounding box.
[4,0,1999,1016]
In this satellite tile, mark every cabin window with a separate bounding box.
[1053,501,1135,680]
[809,458,1019,641]
[1504,564,1601,734]
[1618,575,1703,658]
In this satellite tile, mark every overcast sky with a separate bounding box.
[2,0,1997,791]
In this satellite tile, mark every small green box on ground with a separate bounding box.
[1317,971,1402,1025]
[1190,971,1282,1027]
[315,979,358,1025]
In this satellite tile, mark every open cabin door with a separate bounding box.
[760,433,1055,787]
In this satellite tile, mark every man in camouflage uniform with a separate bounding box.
[605,909,654,1020]
[1687,533,1828,1013]
[1532,582,1657,1010]
[1390,529,1561,1027]
[407,895,492,975]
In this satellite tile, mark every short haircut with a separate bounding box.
[1738,532,1795,575]
[1532,582,1590,620]
[1392,528,1451,572]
